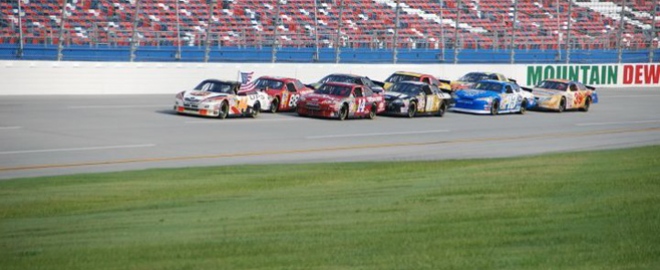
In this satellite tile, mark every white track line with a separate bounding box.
[0,144,155,155]
[606,95,660,98]
[576,120,660,127]
[306,130,450,139]
[0,126,21,130]
[68,105,164,109]
[185,118,302,124]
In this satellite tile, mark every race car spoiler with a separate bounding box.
[586,85,596,91]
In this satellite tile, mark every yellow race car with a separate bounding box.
[384,71,452,93]
[531,79,599,112]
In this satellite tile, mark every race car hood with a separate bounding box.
[384,92,411,100]
[454,89,499,101]
[182,90,231,102]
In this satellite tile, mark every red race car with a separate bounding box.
[296,82,385,120]
[251,76,314,112]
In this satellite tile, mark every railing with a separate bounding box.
[0,0,658,63]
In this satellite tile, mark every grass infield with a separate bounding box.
[1,146,659,269]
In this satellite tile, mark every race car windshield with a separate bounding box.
[537,81,568,91]
[459,73,489,83]
[473,82,503,93]
[319,75,360,84]
[194,81,234,94]
[254,79,284,89]
[389,83,421,95]
[385,74,418,83]
[316,85,352,97]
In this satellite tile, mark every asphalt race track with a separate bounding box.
[1,87,659,180]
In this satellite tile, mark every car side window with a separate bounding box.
[422,85,433,95]
[354,87,364,97]
[569,84,578,92]
[505,85,513,94]
[286,83,296,92]
[363,87,373,96]
[422,77,431,84]
[430,85,440,94]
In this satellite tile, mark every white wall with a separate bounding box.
[0,61,656,95]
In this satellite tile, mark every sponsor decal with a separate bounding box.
[622,64,660,85]
[527,64,660,86]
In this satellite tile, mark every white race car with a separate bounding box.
[174,79,273,119]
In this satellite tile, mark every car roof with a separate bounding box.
[395,81,429,86]
[325,73,362,78]
[203,79,240,85]
[543,78,573,83]
[322,81,360,88]
[258,76,297,81]
[478,79,509,85]
[393,71,432,77]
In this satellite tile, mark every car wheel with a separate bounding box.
[338,104,348,121]
[490,100,499,116]
[218,101,229,119]
[519,100,527,115]
[581,97,591,112]
[270,97,279,113]
[367,104,376,120]
[251,102,260,118]
[407,101,417,118]
[558,98,566,113]
[436,101,446,117]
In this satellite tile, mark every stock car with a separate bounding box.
[296,82,385,120]
[309,73,385,93]
[251,76,314,112]
[451,80,534,115]
[383,81,451,117]
[450,72,512,91]
[531,79,598,112]
[383,71,452,92]
[174,79,269,119]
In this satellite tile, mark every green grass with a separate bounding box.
[1,146,660,270]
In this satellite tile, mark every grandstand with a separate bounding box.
[0,0,658,63]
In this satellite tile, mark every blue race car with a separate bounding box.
[451,80,535,115]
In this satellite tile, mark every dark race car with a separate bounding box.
[382,81,451,118]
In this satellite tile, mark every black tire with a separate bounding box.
[519,100,527,115]
[490,100,499,116]
[270,97,279,113]
[250,102,260,118]
[218,101,229,119]
[581,97,591,112]
[367,104,376,120]
[558,98,566,113]
[436,101,447,117]
[338,104,348,121]
[407,101,417,118]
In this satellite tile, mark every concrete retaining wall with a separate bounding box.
[1,61,657,95]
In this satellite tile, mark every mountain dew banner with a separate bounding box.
[526,64,660,87]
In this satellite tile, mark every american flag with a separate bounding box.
[239,71,256,92]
